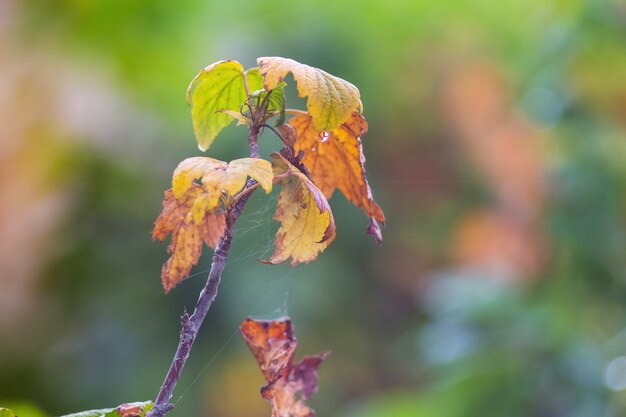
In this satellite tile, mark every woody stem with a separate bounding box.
[147,115,262,417]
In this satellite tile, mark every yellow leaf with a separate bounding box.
[257,57,362,131]
[220,158,274,197]
[152,186,226,293]
[266,153,336,266]
[289,111,385,242]
[172,157,226,201]
[172,157,273,205]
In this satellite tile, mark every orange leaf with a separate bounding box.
[265,153,336,266]
[289,111,385,243]
[152,186,226,293]
[240,318,329,417]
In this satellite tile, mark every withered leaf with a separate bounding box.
[266,153,336,266]
[152,186,226,293]
[240,318,329,417]
[289,111,385,243]
[257,57,362,132]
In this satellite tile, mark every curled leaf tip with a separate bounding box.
[367,218,383,245]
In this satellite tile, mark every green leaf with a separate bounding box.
[0,409,15,417]
[187,61,262,151]
[60,402,153,417]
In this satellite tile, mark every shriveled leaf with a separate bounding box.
[152,186,226,293]
[240,318,296,389]
[187,61,264,151]
[290,111,385,243]
[257,56,362,131]
[240,318,329,417]
[266,153,336,266]
[60,402,152,417]
[172,157,273,202]
[277,124,297,148]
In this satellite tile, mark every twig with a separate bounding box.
[147,109,263,417]
[260,124,290,147]
[231,182,260,206]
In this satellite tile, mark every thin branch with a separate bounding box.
[147,106,264,417]
[232,182,260,205]
[272,170,291,181]
[260,123,290,148]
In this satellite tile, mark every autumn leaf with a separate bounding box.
[153,186,226,293]
[155,157,273,292]
[289,111,385,243]
[257,57,362,131]
[240,318,329,417]
[172,156,273,203]
[187,60,264,151]
[265,153,336,266]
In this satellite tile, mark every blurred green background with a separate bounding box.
[1,0,626,416]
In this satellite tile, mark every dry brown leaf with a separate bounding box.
[289,111,385,243]
[257,57,362,131]
[240,318,329,417]
[265,153,336,266]
[152,186,226,293]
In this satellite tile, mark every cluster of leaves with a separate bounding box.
[153,57,385,292]
[240,317,328,417]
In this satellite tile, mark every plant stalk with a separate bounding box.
[147,121,262,417]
